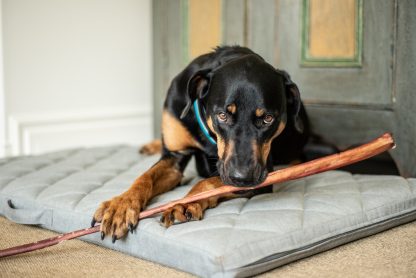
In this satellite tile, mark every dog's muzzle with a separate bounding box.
[219,161,267,187]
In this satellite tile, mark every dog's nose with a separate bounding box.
[228,167,261,186]
[229,169,248,182]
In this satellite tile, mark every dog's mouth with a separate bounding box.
[218,161,268,187]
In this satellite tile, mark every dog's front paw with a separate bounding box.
[160,203,204,227]
[139,139,162,155]
[160,177,224,228]
[91,190,142,242]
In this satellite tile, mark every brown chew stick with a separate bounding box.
[0,133,395,258]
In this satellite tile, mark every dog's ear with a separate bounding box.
[277,70,304,133]
[180,69,212,119]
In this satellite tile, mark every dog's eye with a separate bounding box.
[263,114,274,125]
[217,112,228,122]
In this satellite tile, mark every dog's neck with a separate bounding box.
[193,99,217,145]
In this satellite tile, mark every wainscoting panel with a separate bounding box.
[7,107,152,156]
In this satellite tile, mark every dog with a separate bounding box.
[91,46,310,242]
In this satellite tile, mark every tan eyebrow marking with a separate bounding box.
[227,104,237,114]
[255,108,265,117]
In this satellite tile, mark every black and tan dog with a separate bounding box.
[91,46,310,242]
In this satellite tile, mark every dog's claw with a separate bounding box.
[169,212,175,223]
[185,210,192,221]
[129,223,134,234]
[112,235,117,243]
[160,203,206,227]
[101,232,105,240]
[91,218,96,227]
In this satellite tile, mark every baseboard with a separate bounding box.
[7,106,153,156]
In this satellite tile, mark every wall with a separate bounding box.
[2,0,152,156]
[0,2,4,157]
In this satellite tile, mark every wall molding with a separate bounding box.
[7,106,153,156]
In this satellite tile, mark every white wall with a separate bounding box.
[2,0,153,156]
[0,2,5,157]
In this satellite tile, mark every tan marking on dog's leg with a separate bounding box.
[93,157,183,240]
[162,110,201,152]
[139,139,162,155]
[161,176,235,227]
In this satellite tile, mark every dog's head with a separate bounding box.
[182,55,303,186]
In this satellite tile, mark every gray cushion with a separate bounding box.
[1,146,415,277]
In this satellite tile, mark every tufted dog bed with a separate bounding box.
[0,146,415,277]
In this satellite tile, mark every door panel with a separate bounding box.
[222,0,246,46]
[188,0,222,59]
[246,0,276,64]
[153,0,186,136]
[277,0,395,108]
[302,0,361,67]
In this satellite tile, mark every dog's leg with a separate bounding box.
[92,153,190,241]
[139,139,162,155]
[161,176,244,227]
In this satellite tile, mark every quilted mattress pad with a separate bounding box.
[1,146,415,277]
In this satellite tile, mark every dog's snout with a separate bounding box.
[227,164,265,186]
[228,168,249,183]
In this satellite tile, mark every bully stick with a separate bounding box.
[0,133,395,258]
